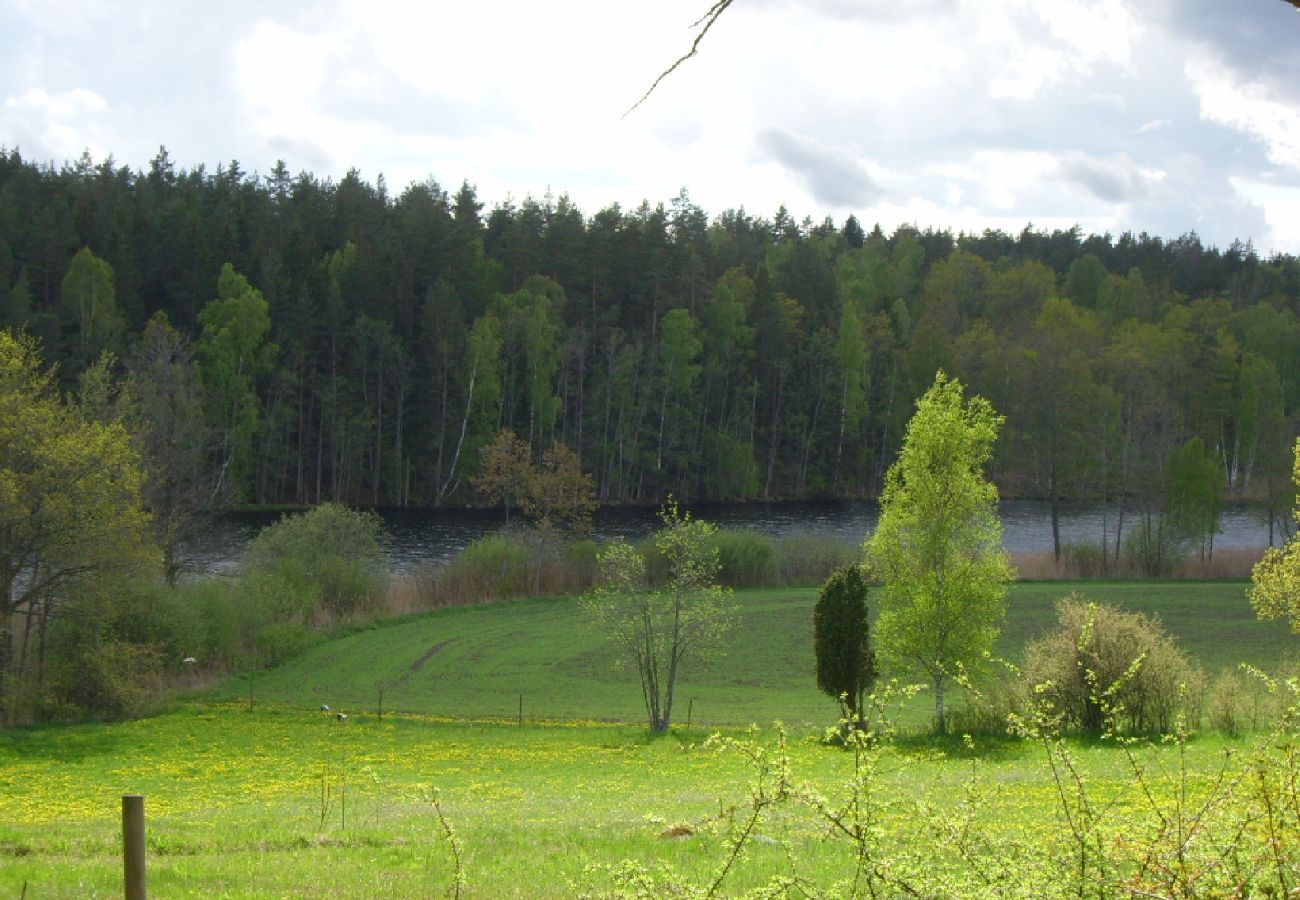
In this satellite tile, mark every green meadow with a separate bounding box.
[216,580,1296,726]
[2,581,1298,897]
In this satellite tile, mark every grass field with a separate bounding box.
[3,704,1293,898]
[3,580,1298,897]
[212,580,1297,727]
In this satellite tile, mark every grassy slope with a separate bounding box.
[216,581,1297,727]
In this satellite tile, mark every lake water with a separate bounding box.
[184,500,1283,578]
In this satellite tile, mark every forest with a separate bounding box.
[1,147,1297,554]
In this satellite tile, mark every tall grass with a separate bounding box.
[1011,545,1265,580]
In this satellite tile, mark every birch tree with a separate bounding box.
[864,371,1012,732]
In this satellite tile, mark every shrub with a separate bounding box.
[254,621,319,667]
[247,503,387,616]
[111,582,209,665]
[949,672,1030,736]
[1208,669,1249,736]
[48,633,165,719]
[178,579,254,669]
[813,566,876,726]
[1024,595,1203,734]
[444,532,532,600]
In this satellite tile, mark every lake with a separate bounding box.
[184,499,1283,578]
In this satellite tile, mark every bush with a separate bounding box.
[813,566,876,725]
[949,673,1031,736]
[1024,595,1203,734]
[444,533,533,599]
[47,633,165,719]
[111,583,209,666]
[1208,669,1250,736]
[254,621,320,667]
[247,503,387,616]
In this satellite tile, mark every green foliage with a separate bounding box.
[865,371,1013,731]
[1250,438,1300,630]
[247,503,387,617]
[707,529,777,587]
[125,311,210,583]
[444,532,533,599]
[1024,596,1204,735]
[585,501,735,732]
[45,627,165,720]
[812,566,876,725]
[0,329,159,719]
[1166,436,1225,561]
[59,246,124,374]
[195,264,276,502]
[1121,516,1188,577]
[1061,541,1106,578]
[0,150,1297,512]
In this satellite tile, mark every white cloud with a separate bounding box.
[0,86,111,161]
[0,0,1296,251]
[991,47,1068,100]
[5,86,106,117]
[1232,177,1300,255]
[1186,53,1300,170]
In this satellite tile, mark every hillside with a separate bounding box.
[213,581,1297,727]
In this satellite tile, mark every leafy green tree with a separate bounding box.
[1064,254,1108,310]
[655,307,702,476]
[124,312,209,583]
[59,246,124,375]
[196,264,276,503]
[864,372,1013,731]
[0,330,158,707]
[813,565,876,728]
[585,501,735,732]
[1010,298,1109,561]
[834,303,869,477]
[1166,437,1225,566]
[1250,439,1300,631]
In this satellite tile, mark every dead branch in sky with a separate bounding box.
[624,0,735,117]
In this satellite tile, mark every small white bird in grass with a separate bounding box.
[335,712,348,722]
[320,704,331,712]
[182,656,197,664]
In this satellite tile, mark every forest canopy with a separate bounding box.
[0,148,1296,538]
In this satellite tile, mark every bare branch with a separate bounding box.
[624,0,736,117]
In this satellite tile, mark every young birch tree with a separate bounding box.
[585,501,734,732]
[864,371,1012,732]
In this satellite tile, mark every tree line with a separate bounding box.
[1,147,1297,558]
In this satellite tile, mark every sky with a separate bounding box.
[3,0,1300,252]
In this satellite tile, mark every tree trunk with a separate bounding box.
[934,674,946,734]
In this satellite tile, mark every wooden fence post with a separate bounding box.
[122,793,147,900]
